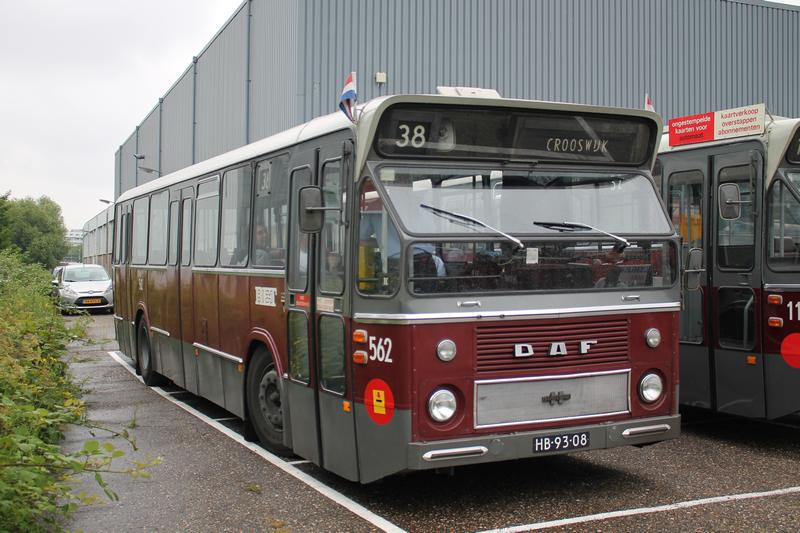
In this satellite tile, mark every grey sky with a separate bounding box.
[0,0,242,229]
[2,0,799,231]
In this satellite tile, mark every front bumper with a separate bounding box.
[407,414,680,470]
[59,293,114,310]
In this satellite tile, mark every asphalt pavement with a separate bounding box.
[64,314,800,532]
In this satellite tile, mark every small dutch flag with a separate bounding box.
[339,72,357,123]
[644,93,655,113]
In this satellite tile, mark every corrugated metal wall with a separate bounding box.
[137,105,161,186]
[249,0,300,142]
[112,0,800,200]
[195,4,249,162]
[160,67,195,176]
[119,132,137,194]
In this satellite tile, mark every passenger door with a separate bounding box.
[665,156,711,408]
[711,148,764,418]
[178,188,198,394]
[284,136,358,481]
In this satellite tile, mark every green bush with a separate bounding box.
[0,251,156,532]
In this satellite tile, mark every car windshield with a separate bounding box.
[376,167,671,236]
[63,266,109,282]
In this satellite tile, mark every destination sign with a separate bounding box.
[788,128,800,164]
[375,104,656,165]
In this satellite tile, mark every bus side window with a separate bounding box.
[320,159,344,294]
[767,180,800,269]
[357,178,400,295]
[131,197,149,265]
[252,155,289,268]
[168,201,179,266]
[148,190,169,265]
[220,166,252,267]
[181,199,192,267]
[717,164,755,270]
[194,178,220,267]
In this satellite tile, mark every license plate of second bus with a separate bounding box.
[533,432,590,453]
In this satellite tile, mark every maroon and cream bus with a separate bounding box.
[113,93,681,483]
[658,105,800,420]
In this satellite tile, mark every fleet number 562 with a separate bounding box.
[368,336,393,363]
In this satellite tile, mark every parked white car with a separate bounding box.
[55,264,113,313]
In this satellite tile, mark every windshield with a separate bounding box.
[408,239,676,294]
[376,167,671,236]
[64,266,109,282]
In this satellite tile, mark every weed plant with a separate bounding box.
[0,251,156,532]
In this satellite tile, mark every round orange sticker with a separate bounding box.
[364,378,395,425]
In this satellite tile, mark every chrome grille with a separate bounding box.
[474,370,630,428]
[475,319,629,375]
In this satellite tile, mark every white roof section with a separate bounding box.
[659,115,800,183]
[117,93,664,205]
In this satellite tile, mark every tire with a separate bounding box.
[246,347,290,454]
[136,321,165,386]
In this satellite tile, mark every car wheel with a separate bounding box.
[136,321,165,386]
[246,346,289,454]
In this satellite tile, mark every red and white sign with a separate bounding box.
[668,104,766,147]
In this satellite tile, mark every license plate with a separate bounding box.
[83,298,102,304]
[533,431,590,453]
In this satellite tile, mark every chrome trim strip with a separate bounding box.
[474,368,630,386]
[764,283,800,290]
[354,302,680,324]
[150,326,170,337]
[422,446,489,462]
[129,264,168,271]
[473,369,631,430]
[113,315,124,322]
[192,342,244,364]
[622,424,672,438]
[192,267,284,278]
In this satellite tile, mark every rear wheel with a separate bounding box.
[137,321,165,386]
[246,347,289,454]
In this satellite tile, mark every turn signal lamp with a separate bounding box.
[436,339,457,361]
[352,329,368,343]
[746,355,757,366]
[768,317,784,328]
[645,328,662,348]
[767,294,783,305]
[353,350,368,365]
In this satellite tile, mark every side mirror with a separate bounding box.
[51,280,59,286]
[298,186,324,233]
[684,247,705,291]
[718,183,744,220]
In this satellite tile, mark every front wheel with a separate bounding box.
[246,347,289,454]
[136,321,165,386]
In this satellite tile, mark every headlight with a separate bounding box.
[104,285,113,294]
[639,373,664,403]
[428,389,457,422]
[62,285,77,296]
[436,339,457,362]
[645,328,661,348]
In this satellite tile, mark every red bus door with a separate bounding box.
[284,138,358,481]
[711,148,764,418]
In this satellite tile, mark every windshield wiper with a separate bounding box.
[421,203,524,250]
[532,220,629,250]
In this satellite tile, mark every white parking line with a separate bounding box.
[476,485,800,532]
[107,351,405,533]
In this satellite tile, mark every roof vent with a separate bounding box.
[436,86,501,98]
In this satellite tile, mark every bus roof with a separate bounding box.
[658,115,800,183]
[117,94,662,205]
